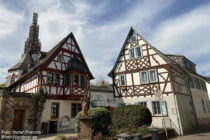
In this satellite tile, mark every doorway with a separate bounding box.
[12,110,24,131]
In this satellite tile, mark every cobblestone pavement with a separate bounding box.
[170,124,210,140]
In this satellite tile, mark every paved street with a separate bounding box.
[170,124,210,140]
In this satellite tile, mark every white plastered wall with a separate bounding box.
[41,99,80,131]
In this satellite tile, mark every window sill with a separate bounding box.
[152,115,168,117]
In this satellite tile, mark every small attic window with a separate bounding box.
[129,34,138,42]
[57,54,63,62]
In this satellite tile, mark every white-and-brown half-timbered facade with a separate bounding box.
[109,27,210,134]
[7,13,94,131]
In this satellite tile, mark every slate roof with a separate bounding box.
[9,32,94,88]
[8,52,35,72]
[66,55,85,72]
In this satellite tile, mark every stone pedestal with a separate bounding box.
[80,118,91,139]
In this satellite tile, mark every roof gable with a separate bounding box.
[9,32,94,88]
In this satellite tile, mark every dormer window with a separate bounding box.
[129,46,143,59]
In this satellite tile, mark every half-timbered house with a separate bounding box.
[109,27,210,134]
[7,13,94,131]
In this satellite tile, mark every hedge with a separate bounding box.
[74,107,112,135]
[114,105,152,129]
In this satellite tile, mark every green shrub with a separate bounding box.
[114,105,152,129]
[55,134,67,140]
[137,127,150,134]
[74,111,82,133]
[88,107,112,135]
[74,107,112,136]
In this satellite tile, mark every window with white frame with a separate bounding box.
[140,71,148,84]
[129,46,143,59]
[129,48,135,59]
[119,74,126,86]
[135,47,142,58]
[152,101,167,116]
[148,69,158,83]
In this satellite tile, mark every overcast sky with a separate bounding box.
[0,0,210,84]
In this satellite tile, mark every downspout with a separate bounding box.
[173,94,183,135]
[186,76,199,127]
[170,68,182,135]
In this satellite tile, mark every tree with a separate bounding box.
[33,87,48,130]
[0,82,6,88]
[95,77,111,88]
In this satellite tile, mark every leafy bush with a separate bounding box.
[74,111,82,133]
[74,107,112,136]
[137,127,150,134]
[88,107,112,135]
[114,105,152,129]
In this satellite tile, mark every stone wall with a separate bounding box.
[0,90,36,132]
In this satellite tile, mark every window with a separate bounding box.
[51,103,59,119]
[135,47,142,58]
[74,74,79,86]
[57,54,63,62]
[140,71,148,84]
[80,75,85,88]
[129,48,135,59]
[71,103,82,117]
[54,74,60,85]
[152,101,161,115]
[119,74,126,86]
[48,72,54,84]
[189,101,194,114]
[152,101,167,116]
[129,46,143,59]
[148,69,158,83]
[201,80,207,91]
[189,77,194,88]
[65,74,70,86]
[201,100,206,113]
[138,102,147,107]
[206,100,210,112]
[130,34,137,42]
[195,78,201,89]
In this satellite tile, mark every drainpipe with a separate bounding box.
[187,76,199,127]
[170,68,182,135]
[173,94,183,135]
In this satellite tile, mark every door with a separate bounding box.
[12,110,24,131]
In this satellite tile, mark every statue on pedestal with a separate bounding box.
[80,93,91,139]
[81,94,90,118]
